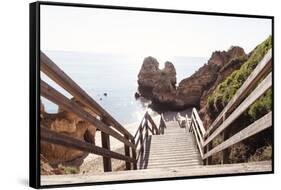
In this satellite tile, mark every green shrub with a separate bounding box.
[248,89,272,121]
[205,36,272,163]
[207,36,272,119]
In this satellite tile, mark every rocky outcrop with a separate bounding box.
[177,46,247,108]
[137,57,177,108]
[136,46,247,111]
[40,99,97,166]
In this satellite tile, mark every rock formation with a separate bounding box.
[40,98,97,166]
[137,57,177,108]
[177,46,247,108]
[136,46,247,111]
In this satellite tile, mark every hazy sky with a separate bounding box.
[41,5,271,59]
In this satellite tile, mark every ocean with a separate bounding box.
[41,51,208,125]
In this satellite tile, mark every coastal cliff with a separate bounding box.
[137,46,247,110]
[136,35,272,164]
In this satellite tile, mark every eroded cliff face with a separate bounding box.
[40,99,97,167]
[178,46,247,108]
[136,46,247,111]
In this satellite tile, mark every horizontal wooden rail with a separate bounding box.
[41,80,135,149]
[190,121,204,158]
[41,52,133,140]
[41,126,136,163]
[191,114,204,146]
[145,113,159,135]
[204,49,272,138]
[203,72,272,147]
[134,112,164,166]
[134,117,145,139]
[192,108,206,136]
[203,112,272,159]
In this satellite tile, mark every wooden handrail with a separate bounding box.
[41,80,135,149]
[203,112,272,159]
[145,112,160,135]
[203,72,272,147]
[191,114,204,146]
[190,119,204,158]
[189,49,272,164]
[40,52,148,172]
[192,108,206,136]
[133,111,164,165]
[41,52,134,140]
[41,126,136,163]
[204,49,272,138]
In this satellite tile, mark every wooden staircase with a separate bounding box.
[142,120,202,169]
[40,49,273,186]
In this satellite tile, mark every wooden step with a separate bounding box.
[148,160,200,166]
[147,162,201,169]
[41,161,272,185]
[148,154,200,159]
[146,149,199,154]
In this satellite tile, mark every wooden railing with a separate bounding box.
[133,112,166,164]
[40,52,141,171]
[189,49,272,165]
[40,51,166,171]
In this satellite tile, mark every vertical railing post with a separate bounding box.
[206,142,212,165]
[145,120,149,139]
[101,131,112,172]
[124,134,131,170]
[222,126,230,164]
[221,114,230,164]
[160,118,163,134]
[131,139,137,170]
[139,122,144,154]
[203,133,212,165]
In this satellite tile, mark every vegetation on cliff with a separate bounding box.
[205,36,272,163]
[207,36,272,120]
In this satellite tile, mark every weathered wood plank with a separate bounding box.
[124,134,131,170]
[149,158,200,164]
[192,108,206,135]
[146,113,159,135]
[40,126,136,163]
[134,121,145,147]
[204,50,272,138]
[148,155,200,160]
[203,112,272,159]
[133,116,145,139]
[203,72,272,147]
[40,80,135,149]
[191,114,204,146]
[191,122,204,158]
[131,138,137,170]
[41,161,272,185]
[101,132,112,172]
[160,114,166,134]
[41,52,134,140]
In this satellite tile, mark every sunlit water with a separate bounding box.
[41,51,207,125]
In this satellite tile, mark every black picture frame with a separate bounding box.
[30,1,274,188]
